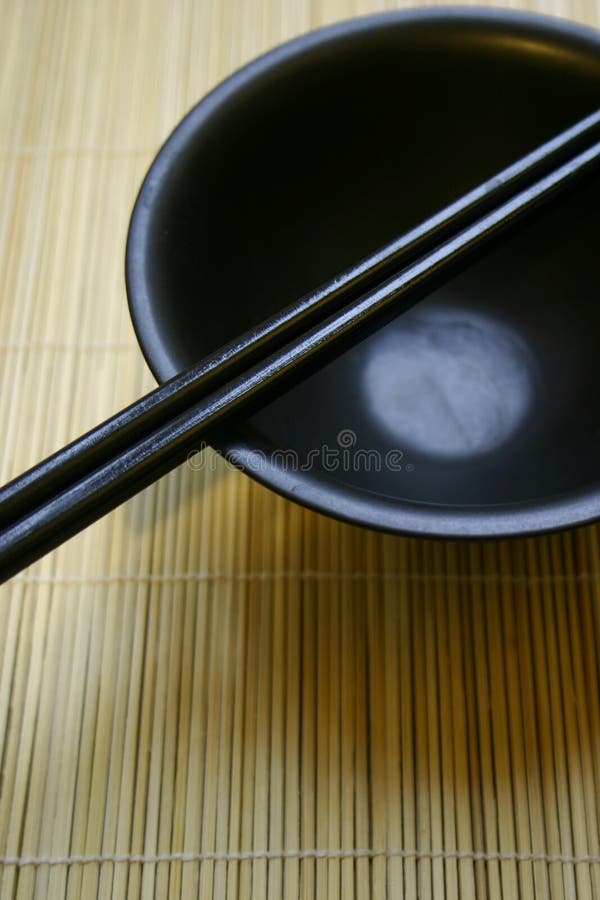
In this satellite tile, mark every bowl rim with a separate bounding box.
[125,5,600,539]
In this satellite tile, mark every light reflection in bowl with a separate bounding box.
[363,306,537,460]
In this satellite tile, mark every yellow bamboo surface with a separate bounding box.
[1,0,600,897]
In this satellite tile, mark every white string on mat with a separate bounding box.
[1,847,599,869]
[0,144,159,158]
[0,340,137,351]
[9,571,600,587]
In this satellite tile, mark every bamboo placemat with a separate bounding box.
[1,0,600,897]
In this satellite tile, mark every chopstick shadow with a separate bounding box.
[121,443,236,536]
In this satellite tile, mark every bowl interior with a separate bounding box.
[129,10,600,534]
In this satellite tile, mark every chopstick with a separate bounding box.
[1,111,600,581]
[3,108,600,525]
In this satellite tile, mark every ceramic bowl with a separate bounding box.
[126,8,600,537]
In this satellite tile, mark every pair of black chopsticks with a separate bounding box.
[1,109,600,583]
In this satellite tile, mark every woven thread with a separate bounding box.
[10,570,600,586]
[0,144,158,158]
[0,340,136,351]
[1,847,600,869]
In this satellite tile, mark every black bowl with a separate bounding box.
[126,7,600,538]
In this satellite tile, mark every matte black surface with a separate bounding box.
[127,8,600,538]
